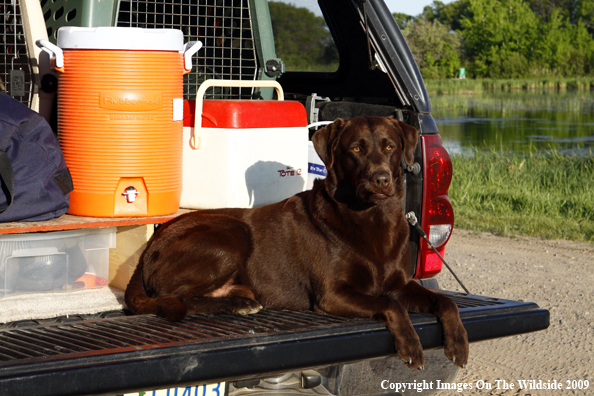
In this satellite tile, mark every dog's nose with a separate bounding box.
[371,171,391,188]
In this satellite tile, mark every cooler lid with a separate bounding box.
[57,27,184,52]
[184,100,308,129]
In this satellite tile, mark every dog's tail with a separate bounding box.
[124,255,188,322]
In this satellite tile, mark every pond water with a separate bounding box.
[430,90,594,156]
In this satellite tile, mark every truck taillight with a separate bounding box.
[415,134,454,279]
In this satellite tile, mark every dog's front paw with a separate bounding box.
[444,325,469,368]
[394,332,424,370]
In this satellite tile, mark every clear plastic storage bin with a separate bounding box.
[0,227,116,297]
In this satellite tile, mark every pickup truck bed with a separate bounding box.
[0,291,549,396]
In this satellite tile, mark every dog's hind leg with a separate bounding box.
[208,279,257,300]
[185,295,263,315]
[125,261,188,322]
[185,281,262,315]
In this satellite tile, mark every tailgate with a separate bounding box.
[0,292,549,396]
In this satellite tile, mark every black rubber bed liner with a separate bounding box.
[0,292,549,396]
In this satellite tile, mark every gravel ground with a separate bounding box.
[434,229,594,396]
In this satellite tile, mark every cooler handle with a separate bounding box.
[191,79,285,149]
[35,39,64,73]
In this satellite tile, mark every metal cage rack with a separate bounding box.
[4,0,269,107]
[1,0,34,107]
[116,0,259,100]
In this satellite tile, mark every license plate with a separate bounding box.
[124,383,225,396]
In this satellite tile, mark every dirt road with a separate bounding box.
[434,230,594,395]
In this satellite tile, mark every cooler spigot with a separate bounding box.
[122,186,139,203]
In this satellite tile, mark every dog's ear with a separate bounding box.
[388,116,419,166]
[312,118,346,170]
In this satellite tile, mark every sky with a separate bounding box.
[384,0,454,17]
[272,0,455,17]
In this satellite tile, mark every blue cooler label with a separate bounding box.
[308,162,327,177]
[124,383,224,396]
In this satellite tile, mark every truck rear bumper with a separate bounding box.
[0,292,549,396]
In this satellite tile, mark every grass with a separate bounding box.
[426,78,486,95]
[429,89,594,113]
[449,148,594,242]
[426,77,594,95]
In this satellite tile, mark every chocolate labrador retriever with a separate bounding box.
[125,115,468,369]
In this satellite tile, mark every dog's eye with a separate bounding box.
[352,146,361,153]
[386,145,395,151]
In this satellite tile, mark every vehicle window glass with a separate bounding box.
[268,1,339,72]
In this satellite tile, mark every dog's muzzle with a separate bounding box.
[356,170,395,202]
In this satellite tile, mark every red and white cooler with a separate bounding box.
[181,80,309,209]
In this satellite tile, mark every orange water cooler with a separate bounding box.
[37,27,201,217]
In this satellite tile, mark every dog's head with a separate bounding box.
[312,116,418,207]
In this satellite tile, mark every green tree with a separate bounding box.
[565,18,594,75]
[532,9,573,74]
[393,12,415,29]
[525,0,575,20]
[268,1,338,71]
[402,18,462,79]
[576,0,594,33]
[419,0,471,31]
[460,0,539,77]
[522,6,593,76]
